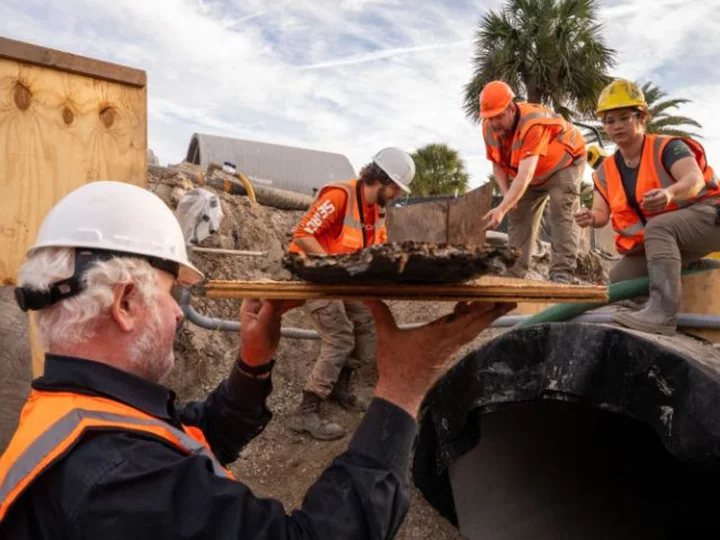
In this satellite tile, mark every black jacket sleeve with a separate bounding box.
[70,398,416,540]
[177,364,273,464]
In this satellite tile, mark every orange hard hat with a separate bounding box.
[479,81,515,119]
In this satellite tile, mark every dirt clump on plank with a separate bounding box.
[284,241,520,284]
[152,166,465,538]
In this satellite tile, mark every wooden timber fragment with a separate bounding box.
[283,242,521,284]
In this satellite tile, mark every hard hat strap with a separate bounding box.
[14,248,180,312]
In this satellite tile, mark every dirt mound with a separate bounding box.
[151,168,463,538]
[0,287,32,453]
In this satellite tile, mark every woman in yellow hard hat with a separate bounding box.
[575,79,720,335]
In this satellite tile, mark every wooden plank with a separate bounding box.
[0,55,148,285]
[447,184,492,246]
[201,277,608,303]
[0,37,146,87]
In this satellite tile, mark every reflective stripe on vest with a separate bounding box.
[0,392,232,521]
[594,163,608,194]
[484,124,501,149]
[510,110,564,151]
[618,221,645,237]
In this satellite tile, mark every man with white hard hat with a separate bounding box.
[287,147,415,441]
[0,180,513,537]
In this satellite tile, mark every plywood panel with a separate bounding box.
[447,184,492,246]
[0,37,146,87]
[0,56,147,284]
[202,277,608,303]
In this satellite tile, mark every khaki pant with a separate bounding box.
[303,299,377,399]
[610,201,720,282]
[507,160,584,277]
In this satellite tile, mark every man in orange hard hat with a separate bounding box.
[480,80,587,283]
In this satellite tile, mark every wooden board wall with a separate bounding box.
[0,38,148,285]
[387,200,448,244]
[0,38,148,377]
[447,184,492,246]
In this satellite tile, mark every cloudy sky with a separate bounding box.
[2,0,719,188]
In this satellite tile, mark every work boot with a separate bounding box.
[330,367,369,412]
[287,391,346,441]
[613,260,681,336]
[615,296,649,311]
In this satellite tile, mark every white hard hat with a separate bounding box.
[29,181,203,285]
[372,147,415,193]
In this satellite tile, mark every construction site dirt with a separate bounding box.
[0,164,620,538]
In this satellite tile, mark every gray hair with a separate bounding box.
[18,248,159,349]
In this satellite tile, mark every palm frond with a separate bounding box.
[464,0,616,122]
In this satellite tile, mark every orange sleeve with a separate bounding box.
[293,188,347,240]
[519,125,552,159]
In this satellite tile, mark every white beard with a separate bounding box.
[128,302,175,383]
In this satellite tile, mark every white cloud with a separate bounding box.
[1,0,718,190]
[295,40,472,70]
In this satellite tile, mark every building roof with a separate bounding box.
[185,133,356,196]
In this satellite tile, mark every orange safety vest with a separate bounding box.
[593,135,720,254]
[0,389,233,522]
[483,102,585,185]
[289,179,387,255]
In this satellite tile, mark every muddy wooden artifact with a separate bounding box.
[283,241,520,284]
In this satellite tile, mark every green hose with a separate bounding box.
[515,266,715,328]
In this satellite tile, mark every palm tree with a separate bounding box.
[464,0,615,122]
[410,144,470,197]
[642,82,702,138]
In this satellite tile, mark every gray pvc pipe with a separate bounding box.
[180,290,720,338]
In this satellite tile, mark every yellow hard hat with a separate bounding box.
[587,145,609,170]
[596,79,647,116]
